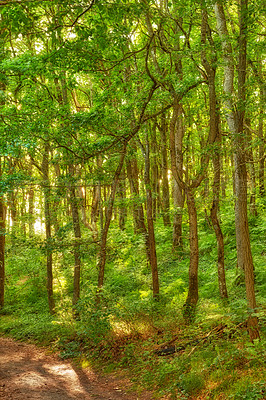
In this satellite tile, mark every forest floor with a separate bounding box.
[0,337,155,400]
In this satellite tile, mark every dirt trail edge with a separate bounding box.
[0,337,154,400]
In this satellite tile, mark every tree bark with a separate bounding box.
[0,159,5,308]
[150,122,159,221]
[68,164,82,311]
[28,161,35,237]
[214,0,259,340]
[42,143,55,315]
[171,104,185,249]
[117,167,127,230]
[140,136,160,299]
[97,145,127,294]
[183,188,199,321]
[258,86,265,197]
[245,121,257,216]
[201,7,228,299]
[159,114,171,226]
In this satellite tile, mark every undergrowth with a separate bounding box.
[0,206,265,399]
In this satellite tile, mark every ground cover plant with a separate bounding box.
[0,202,265,399]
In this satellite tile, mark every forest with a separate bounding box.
[0,0,265,398]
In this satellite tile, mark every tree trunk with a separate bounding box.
[28,162,35,237]
[126,144,148,236]
[258,86,265,197]
[183,188,199,321]
[42,143,55,315]
[245,121,257,216]
[150,122,159,221]
[52,162,61,234]
[68,164,82,312]
[160,114,171,226]
[10,190,17,239]
[0,160,5,308]
[171,104,185,249]
[117,167,127,230]
[20,189,27,237]
[214,0,259,340]
[97,145,127,294]
[142,137,160,299]
[201,8,228,299]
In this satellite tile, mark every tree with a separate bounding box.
[0,159,5,308]
[214,0,259,340]
[201,4,228,299]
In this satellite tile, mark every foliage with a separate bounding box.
[0,0,265,398]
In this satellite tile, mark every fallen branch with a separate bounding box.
[154,323,227,356]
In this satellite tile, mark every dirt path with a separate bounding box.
[0,337,154,400]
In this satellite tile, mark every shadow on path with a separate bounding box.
[0,337,152,400]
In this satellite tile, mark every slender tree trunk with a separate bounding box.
[68,164,82,311]
[21,189,27,237]
[117,168,127,230]
[150,122,159,221]
[245,121,257,216]
[201,8,228,298]
[126,145,148,236]
[52,162,61,234]
[160,114,171,226]
[97,145,127,293]
[91,184,100,240]
[183,188,199,321]
[258,86,265,196]
[0,160,5,308]
[142,137,160,299]
[91,157,102,241]
[10,190,17,239]
[126,153,152,269]
[28,162,35,237]
[42,144,55,315]
[171,104,185,249]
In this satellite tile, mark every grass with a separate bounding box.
[0,204,265,399]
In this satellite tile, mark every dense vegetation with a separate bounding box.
[0,0,265,399]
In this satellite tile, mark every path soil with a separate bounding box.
[0,337,154,400]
